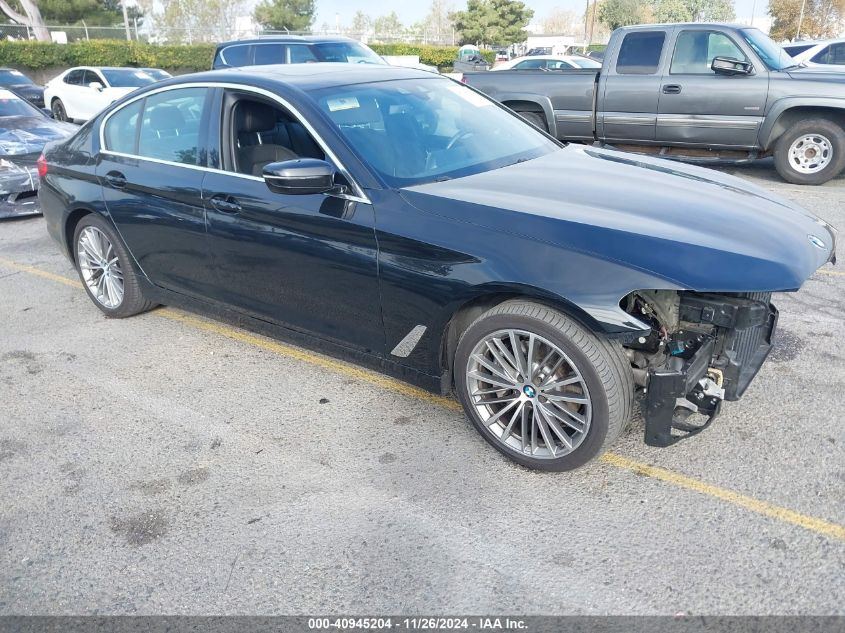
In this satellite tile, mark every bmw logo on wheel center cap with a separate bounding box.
[523,385,537,398]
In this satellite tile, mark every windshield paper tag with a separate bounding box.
[327,96,360,112]
[447,84,492,108]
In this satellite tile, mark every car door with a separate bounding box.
[79,69,108,121]
[201,88,383,353]
[59,69,86,119]
[97,86,218,297]
[656,28,768,148]
[598,29,669,143]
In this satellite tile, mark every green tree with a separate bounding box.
[350,10,371,38]
[0,0,49,39]
[450,0,533,46]
[653,0,735,22]
[373,11,403,36]
[158,0,245,42]
[254,0,316,32]
[598,0,652,30]
[769,0,845,41]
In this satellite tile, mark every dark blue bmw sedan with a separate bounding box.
[38,64,837,470]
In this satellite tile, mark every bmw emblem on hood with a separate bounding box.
[808,234,826,249]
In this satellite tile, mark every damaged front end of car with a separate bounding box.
[0,153,40,218]
[0,121,76,219]
[621,290,779,447]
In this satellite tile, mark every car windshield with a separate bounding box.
[100,69,158,88]
[739,28,797,70]
[0,69,34,86]
[0,91,39,117]
[312,77,559,188]
[570,57,602,68]
[312,42,385,65]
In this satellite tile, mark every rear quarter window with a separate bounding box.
[616,31,666,74]
[220,44,251,67]
[254,43,286,65]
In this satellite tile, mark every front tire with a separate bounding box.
[774,118,845,185]
[51,98,68,122]
[73,214,155,318]
[454,301,633,471]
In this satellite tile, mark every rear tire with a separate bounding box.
[774,118,845,185]
[454,301,633,471]
[518,111,548,133]
[51,98,68,122]
[72,214,156,318]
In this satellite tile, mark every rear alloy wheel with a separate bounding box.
[51,98,68,122]
[774,118,845,185]
[455,301,633,471]
[73,214,155,318]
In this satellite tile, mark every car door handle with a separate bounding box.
[104,171,126,189]
[210,195,241,214]
[662,84,682,94]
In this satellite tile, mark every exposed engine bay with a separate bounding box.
[620,289,777,446]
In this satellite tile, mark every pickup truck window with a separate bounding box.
[616,31,665,75]
[670,31,747,74]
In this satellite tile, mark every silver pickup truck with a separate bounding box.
[464,23,845,185]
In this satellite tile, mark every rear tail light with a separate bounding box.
[37,153,47,178]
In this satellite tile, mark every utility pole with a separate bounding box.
[583,0,589,46]
[121,0,131,40]
[796,0,806,40]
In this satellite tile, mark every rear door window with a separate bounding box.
[64,69,84,85]
[616,31,666,75]
[137,87,208,165]
[289,44,318,63]
[253,44,285,65]
[813,43,845,64]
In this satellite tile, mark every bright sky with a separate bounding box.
[298,0,767,30]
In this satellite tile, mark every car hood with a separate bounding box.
[401,145,837,293]
[0,116,76,156]
[785,67,845,82]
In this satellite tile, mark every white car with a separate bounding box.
[491,55,602,71]
[782,39,845,72]
[44,67,164,122]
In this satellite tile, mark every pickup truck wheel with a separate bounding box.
[454,301,633,471]
[774,119,845,185]
[519,111,548,133]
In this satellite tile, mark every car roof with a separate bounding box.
[165,63,437,92]
[618,22,748,32]
[215,36,359,49]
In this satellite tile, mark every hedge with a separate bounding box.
[0,40,495,72]
[0,40,216,71]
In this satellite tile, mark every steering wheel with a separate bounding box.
[446,130,474,150]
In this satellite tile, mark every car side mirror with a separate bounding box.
[711,57,753,76]
[263,159,338,195]
[88,81,104,91]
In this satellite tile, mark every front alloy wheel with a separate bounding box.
[455,301,633,471]
[465,329,592,459]
[774,118,845,185]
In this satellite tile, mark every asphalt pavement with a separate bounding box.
[0,160,843,615]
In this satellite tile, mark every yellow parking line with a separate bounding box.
[602,454,845,541]
[817,269,844,277]
[2,255,844,541]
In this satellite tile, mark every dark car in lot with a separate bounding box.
[0,68,45,108]
[0,89,75,218]
[212,36,385,69]
[39,65,836,470]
